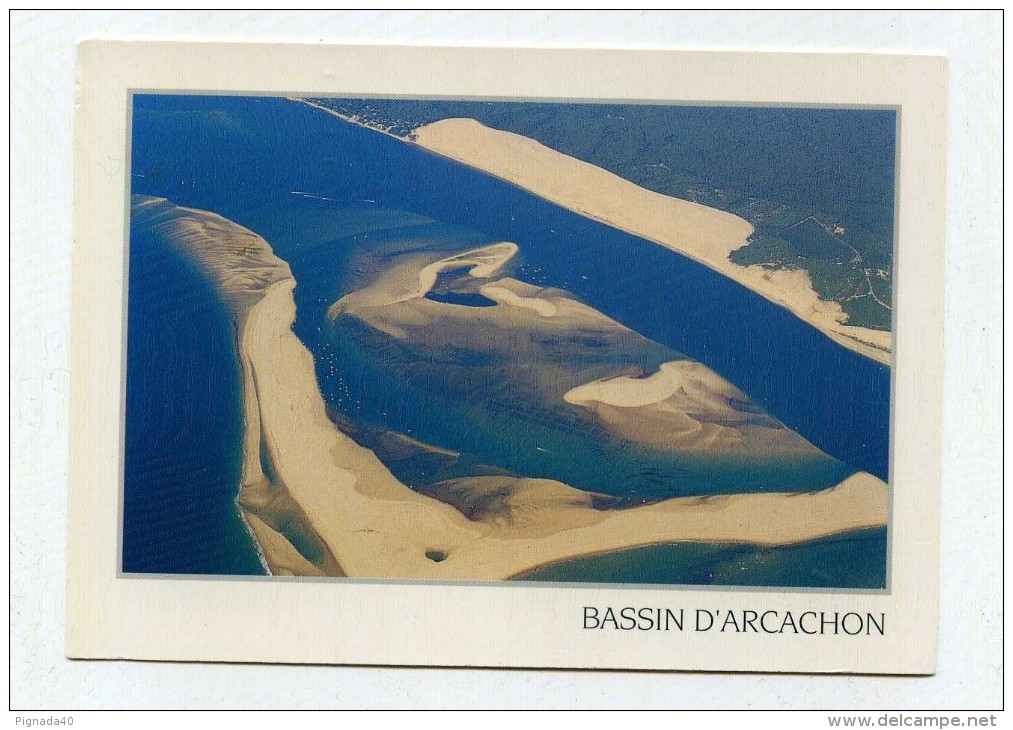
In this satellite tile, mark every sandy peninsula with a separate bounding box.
[408,118,891,366]
[136,196,888,580]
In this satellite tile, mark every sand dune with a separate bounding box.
[137,196,888,580]
[411,118,891,365]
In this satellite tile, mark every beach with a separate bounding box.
[137,195,889,580]
[410,118,891,365]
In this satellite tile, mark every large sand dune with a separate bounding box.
[133,196,888,580]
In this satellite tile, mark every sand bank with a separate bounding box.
[562,359,823,455]
[333,243,824,459]
[328,241,519,322]
[140,197,888,580]
[245,280,887,578]
[565,360,718,408]
[329,242,626,347]
[410,118,891,365]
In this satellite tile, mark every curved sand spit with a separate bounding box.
[134,195,888,580]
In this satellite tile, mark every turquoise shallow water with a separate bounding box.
[123,94,891,586]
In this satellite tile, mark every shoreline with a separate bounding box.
[297,101,891,364]
[135,195,889,581]
[408,117,891,366]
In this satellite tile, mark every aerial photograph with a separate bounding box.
[123,94,894,587]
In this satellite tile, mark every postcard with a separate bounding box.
[68,42,945,673]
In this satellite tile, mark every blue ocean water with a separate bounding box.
[124,95,891,585]
[122,221,265,575]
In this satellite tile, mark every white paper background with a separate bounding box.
[10,10,1002,709]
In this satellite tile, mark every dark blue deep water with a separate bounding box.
[123,95,891,586]
[122,221,264,575]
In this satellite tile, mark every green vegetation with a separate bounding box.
[307,98,895,330]
[841,292,893,332]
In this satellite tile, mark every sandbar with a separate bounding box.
[136,196,889,580]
